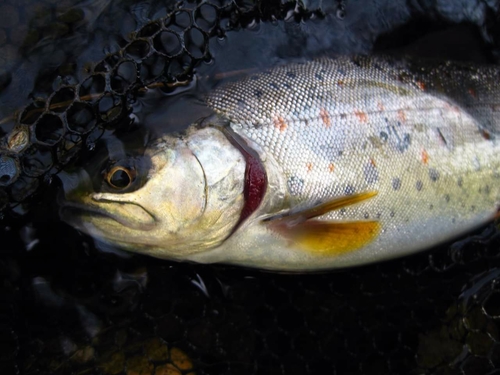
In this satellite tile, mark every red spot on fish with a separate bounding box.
[377,102,385,111]
[328,163,335,173]
[370,157,377,167]
[320,108,331,128]
[421,149,429,165]
[306,162,313,172]
[397,110,407,123]
[416,81,426,91]
[274,116,287,132]
[338,80,344,86]
[468,88,477,98]
[355,111,368,123]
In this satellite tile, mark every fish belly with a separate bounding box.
[206,57,500,268]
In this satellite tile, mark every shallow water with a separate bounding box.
[2,1,500,374]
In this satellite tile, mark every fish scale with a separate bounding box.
[200,56,500,268]
[63,56,500,271]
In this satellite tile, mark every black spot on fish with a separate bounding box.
[428,168,440,182]
[269,82,279,89]
[471,205,476,212]
[364,212,370,219]
[286,71,296,78]
[254,90,262,98]
[457,177,463,188]
[429,204,433,210]
[392,177,401,190]
[337,68,345,75]
[416,180,423,191]
[445,194,450,203]
[340,208,346,215]
[398,134,411,152]
[287,176,305,196]
[364,162,378,184]
[344,185,355,195]
[379,131,388,143]
[315,73,324,81]
[283,83,291,89]
[390,210,395,217]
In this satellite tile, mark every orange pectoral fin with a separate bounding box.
[270,220,380,256]
[266,191,380,256]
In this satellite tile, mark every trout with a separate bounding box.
[61,56,500,271]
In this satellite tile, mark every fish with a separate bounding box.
[60,55,500,271]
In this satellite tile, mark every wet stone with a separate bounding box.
[144,338,169,362]
[99,351,125,375]
[0,29,6,46]
[154,31,182,57]
[49,87,75,113]
[0,5,19,28]
[0,155,19,186]
[155,363,181,375]
[57,8,84,23]
[34,114,64,146]
[7,126,29,153]
[126,355,153,375]
[169,347,193,371]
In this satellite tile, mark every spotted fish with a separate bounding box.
[61,55,500,271]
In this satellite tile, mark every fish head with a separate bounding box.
[60,126,246,259]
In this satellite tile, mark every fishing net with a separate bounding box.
[0,0,324,216]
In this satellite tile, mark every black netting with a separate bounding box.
[0,0,324,216]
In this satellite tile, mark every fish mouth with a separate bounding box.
[60,199,157,232]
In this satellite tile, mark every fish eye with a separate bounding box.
[106,166,136,190]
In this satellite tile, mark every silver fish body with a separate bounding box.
[61,56,500,271]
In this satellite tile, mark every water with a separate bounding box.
[1,1,500,374]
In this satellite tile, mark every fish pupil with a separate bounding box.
[110,169,131,188]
